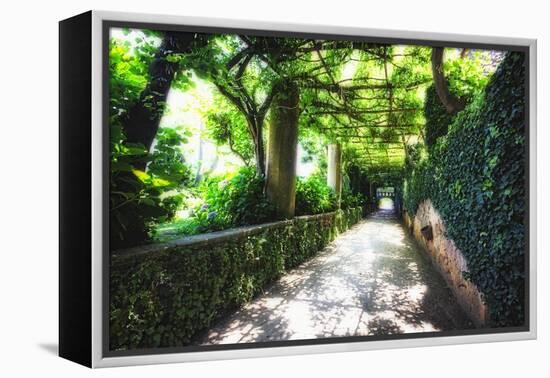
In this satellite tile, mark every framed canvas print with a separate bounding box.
[59,10,537,368]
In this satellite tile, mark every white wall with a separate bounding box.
[0,0,547,377]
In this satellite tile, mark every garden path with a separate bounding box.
[197,209,473,344]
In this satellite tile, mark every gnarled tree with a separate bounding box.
[431,47,467,114]
[122,31,206,169]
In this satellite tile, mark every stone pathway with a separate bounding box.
[197,209,473,345]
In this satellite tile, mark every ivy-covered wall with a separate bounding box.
[423,84,457,149]
[403,52,526,327]
[423,55,487,150]
[110,207,362,350]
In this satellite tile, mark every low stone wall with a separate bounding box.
[403,200,488,327]
[110,207,363,351]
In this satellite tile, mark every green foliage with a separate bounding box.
[342,163,369,209]
[195,167,276,231]
[424,51,490,149]
[107,29,526,336]
[444,53,489,95]
[109,35,193,249]
[341,189,365,210]
[109,207,362,350]
[404,142,426,172]
[155,169,364,240]
[423,85,455,149]
[148,127,193,185]
[295,175,337,216]
[402,158,432,215]
[109,37,157,123]
[299,130,328,172]
[154,216,204,240]
[110,127,192,248]
[204,96,255,165]
[403,52,526,326]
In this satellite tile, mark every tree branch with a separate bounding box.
[431,47,466,113]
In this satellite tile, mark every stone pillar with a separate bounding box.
[327,143,343,207]
[266,82,299,219]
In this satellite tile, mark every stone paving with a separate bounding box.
[197,209,473,345]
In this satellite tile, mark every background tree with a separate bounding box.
[109,30,203,248]
[204,93,255,166]
[425,48,489,149]
[431,47,467,114]
[122,31,206,169]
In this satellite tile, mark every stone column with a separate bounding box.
[327,143,343,207]
[266,82,299,219]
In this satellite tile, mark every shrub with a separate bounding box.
[110,207,363,350]
[110,127,191,249]
[148,128,193,185]
[295,175,337,216]
[156,169,355,240]
[341,189,364,210]
[403,52,526,326]
[198,166,276,230]
[108,39,192,249]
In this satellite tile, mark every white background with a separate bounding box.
[0,0,547,376]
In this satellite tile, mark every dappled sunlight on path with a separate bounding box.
[197,209,473,345]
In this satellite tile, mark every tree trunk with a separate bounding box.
[195,127,204,183]
[255,123,266,177]
[113,32,200,249]
[327,143,343,207]
[431,47,466,114]
[122,31,196,170]
[246,116,267,178]
[265,82,300,218]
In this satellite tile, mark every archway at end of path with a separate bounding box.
[378,197,395,211]
[375,186,397,213]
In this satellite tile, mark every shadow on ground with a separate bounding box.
[194,209,473,345]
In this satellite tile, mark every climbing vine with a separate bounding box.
[403,52,526,326]
[424,52,489,149]
[107,26,527,336]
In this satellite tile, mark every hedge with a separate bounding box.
[403,52,526,327]
[110,207,363,350]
